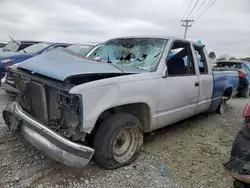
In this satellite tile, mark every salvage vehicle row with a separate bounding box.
[0,42,97,93]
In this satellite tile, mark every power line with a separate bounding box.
[181,0,193,20]
[189,0,207,20]
[194,0,218,22]
[193,0,214,18]
[178,0,219,38]
[193,0,215,20]
[185,0,200,19]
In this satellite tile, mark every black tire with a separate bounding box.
[216,99,226,114]
[233,180,249,188]
[93,113,143,169]
[240,87,250,98]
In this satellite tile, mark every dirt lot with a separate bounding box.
[0,89,248,188]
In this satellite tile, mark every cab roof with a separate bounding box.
[105,35,205,47]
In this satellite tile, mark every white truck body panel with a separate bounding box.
[69,38,214,133]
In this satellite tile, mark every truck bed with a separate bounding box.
[208,70,239,112]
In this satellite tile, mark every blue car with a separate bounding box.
[0,42,71,78]
[0,40,41,53]
[214,60,250,97]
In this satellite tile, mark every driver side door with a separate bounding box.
[156,40,199,129]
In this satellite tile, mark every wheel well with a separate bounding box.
[92,103,151,135]
[223,87,233,98]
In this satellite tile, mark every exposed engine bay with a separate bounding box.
[8,67,123,142]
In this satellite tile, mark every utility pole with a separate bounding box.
[181,19,194,39]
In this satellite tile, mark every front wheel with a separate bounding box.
[93,113,143,169]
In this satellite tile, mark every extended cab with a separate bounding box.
[3,36,239,169]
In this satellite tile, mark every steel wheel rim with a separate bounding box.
[220,100,226,114]
[112,126,138,163]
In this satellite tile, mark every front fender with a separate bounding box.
[69,78,158,133]
[70,84,120,133]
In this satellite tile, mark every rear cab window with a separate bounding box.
[193,45,209,74]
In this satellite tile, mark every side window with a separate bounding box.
[194,46,208,74]
[166,41,195,76]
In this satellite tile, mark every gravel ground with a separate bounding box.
[0,89,248,188]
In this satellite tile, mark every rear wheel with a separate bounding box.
[216,98,227,114]
[93,113,143,169]
[241,87,250,98]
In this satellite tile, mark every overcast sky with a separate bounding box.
[0,0,249,57]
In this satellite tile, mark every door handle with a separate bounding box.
[195,82,199,87]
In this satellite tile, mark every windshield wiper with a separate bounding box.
[9,36,27,53]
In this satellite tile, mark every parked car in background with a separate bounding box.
[3,36,239,169]
[213,60,250,97]
[0,42,7,48]
[224,103,250,188]
[1,42,71,92]
[67,43,100,57]
[0,40,41,53]
[1,42,96,93]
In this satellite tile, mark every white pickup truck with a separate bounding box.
[3,36,239,169]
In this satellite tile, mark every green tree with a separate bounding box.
[208,52,216,59]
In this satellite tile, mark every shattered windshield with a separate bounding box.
[88,38,167,72]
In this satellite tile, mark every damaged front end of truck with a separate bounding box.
[2,67,95,167]
[2,37,159,168]
[2,48,129,167]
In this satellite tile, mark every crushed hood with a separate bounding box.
[17,48,144,81]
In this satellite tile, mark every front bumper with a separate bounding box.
[3,102,94,167]
[1,76,18,93]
